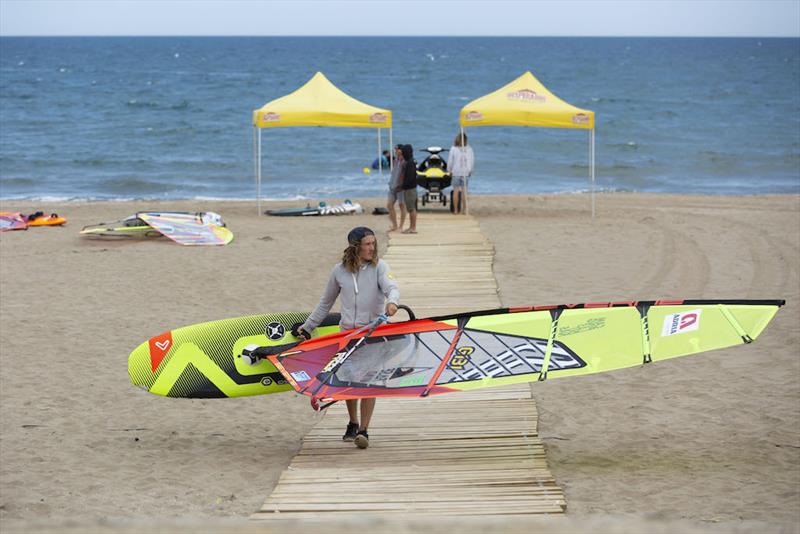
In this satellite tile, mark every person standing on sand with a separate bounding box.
[447,132,474,215]
[400,144,418,233]
[294,226,399,449]
[387,144,406,232]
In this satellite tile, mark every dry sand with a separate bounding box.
[0,193,798,533]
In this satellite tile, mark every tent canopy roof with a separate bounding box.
[253,72,392,129]
[459,71,594,129]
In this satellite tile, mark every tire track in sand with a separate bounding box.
[636,217,711,298]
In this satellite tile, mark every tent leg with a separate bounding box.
[377,129,382,175]
[257,127,262,216]
[590,128,595,220]
[461,126,469,215]
[389,129,393,172]
[253,126,259,216]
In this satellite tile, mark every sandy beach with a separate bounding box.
[0,193,798,533]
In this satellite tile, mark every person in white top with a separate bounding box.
[446,132,475,215]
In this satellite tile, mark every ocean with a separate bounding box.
[0,36,798,201]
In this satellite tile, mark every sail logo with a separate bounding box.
[464,110,483,121]
[266,322,285,340]
[572,113,590,124]
[369,112,388,123]
[322,350,349,372]
[449,346,474,370]
[290,370,311,382]
[507,88,546,102]
[661,309,702,336]
[148,331,173,373]
[262,112,280,122]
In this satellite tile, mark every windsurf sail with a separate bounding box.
[268,299,785,404]
[137,212,232,246]
[0,212,28,231]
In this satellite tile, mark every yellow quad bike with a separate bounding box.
[416,146,452,210]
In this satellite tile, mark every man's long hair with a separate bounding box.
[342,242,378,273]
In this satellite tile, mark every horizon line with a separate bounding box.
[2,34,799,38]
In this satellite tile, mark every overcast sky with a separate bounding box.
[1,0,798,37]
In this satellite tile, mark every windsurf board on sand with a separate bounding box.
[128,312,341,398]
[24,211,67,226]
[265,200,363,217]
[80,215,163,239]
[267,299,784,406]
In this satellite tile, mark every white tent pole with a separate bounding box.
[590,128,595,220]
[257,127,262,216]
[389,128,393,172]
[253,125,259,215]
[377,128,383,175]
[461,125,468,215]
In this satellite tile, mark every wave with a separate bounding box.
[1,92,34,100]
[606,142,639,150]
[125,99,194,111]
[99,177,179,194]
[0,177,39,187]
[126,99,159,109]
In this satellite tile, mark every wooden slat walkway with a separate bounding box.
[383,214,500,315]
[251,213,565,521]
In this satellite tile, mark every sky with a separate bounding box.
[1,0,798,37]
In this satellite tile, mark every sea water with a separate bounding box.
[0,37,798,201]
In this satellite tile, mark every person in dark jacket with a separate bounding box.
[400,144,418,234]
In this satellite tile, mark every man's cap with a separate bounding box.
[347,226,375,246]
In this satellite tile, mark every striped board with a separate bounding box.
[128,312,340,398]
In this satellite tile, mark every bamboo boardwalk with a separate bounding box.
[251,213,565,521]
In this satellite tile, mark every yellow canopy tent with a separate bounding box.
[252,72,393,213]
[459,71,596,216]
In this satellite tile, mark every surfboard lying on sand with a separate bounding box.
[80,211,232,245]
[265,200,363,217]
[267,299,784,406]
[0,212,27,231]
[128,312,341,398]
[26,212,66,227]
[80,215,163,239]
